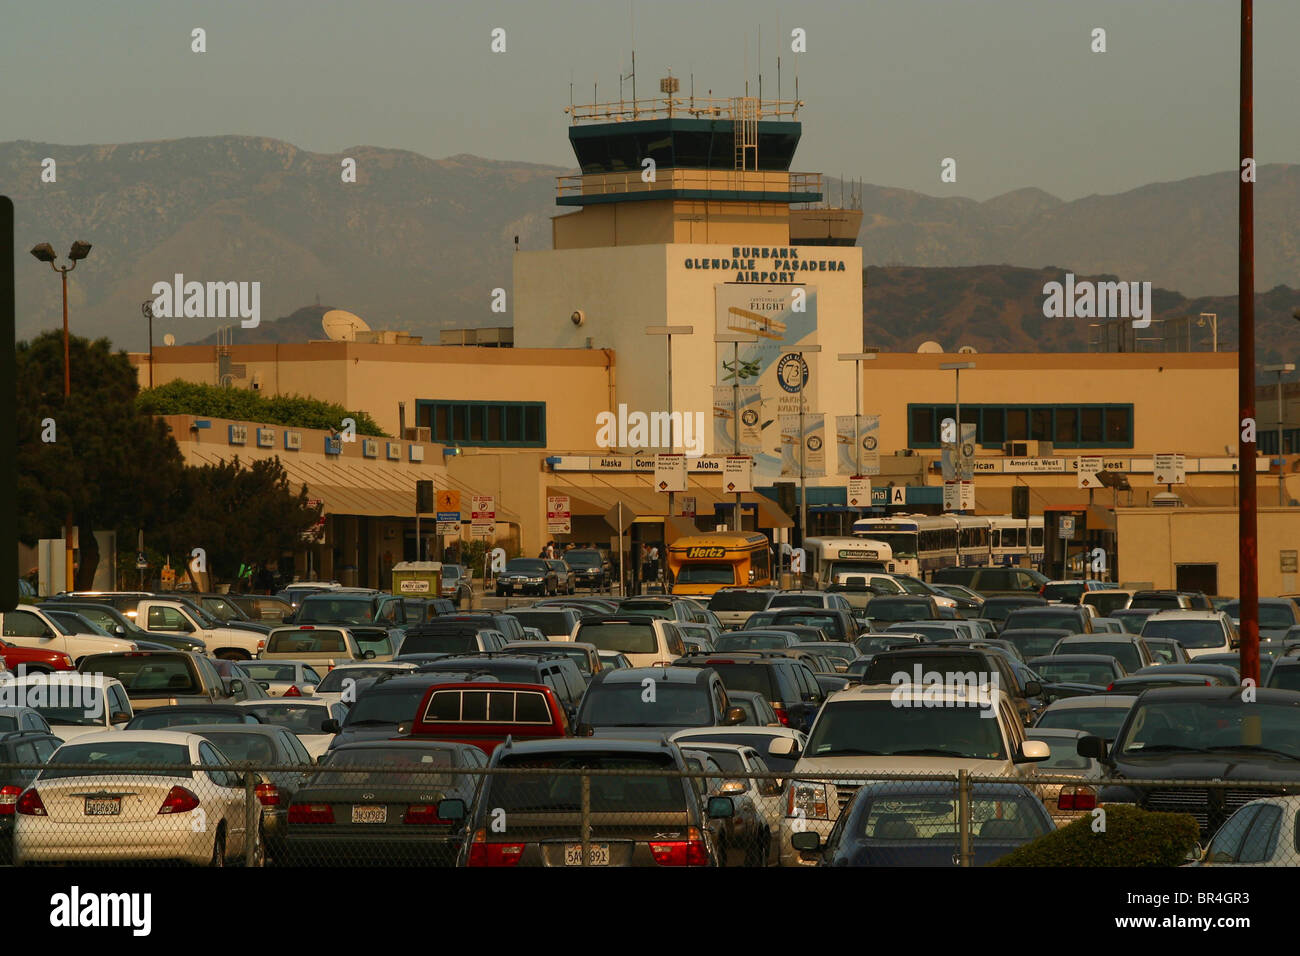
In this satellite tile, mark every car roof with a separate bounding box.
[1058,635,1140,643]
[1043,695,1138,709]
[1126,686,1300,704]
[593,666,709,684]
[669,726,806,741]
[496,737,677,756]
[1144,609,1224,620]
[1029,653,1120,664]
[825,683,1010,705]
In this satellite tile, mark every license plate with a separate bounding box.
[85,797,121,816]
[564,843,609,866]
[352,805,387,824]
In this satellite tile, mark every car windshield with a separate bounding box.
[1029,739,1092,771]
[769,595,824,609]
[709,592,772,612]
[1131,595,1182,610]
[855,794,1049,842]
[241,662,310,683]
[1001,632,1069,659]
[344,688,428,726]
[310,747,464,787]
[1005,611,1080,630]
[1267,667,1300,692]
[581,685,710,727]
[1116,699,1300,759]
[268,629,351,654]
[197,732,279,763]
[1031,660,1114,685]
[1113,612,1153,634]
[577,622,658,654]
[131,711,251,729]
[443,566,463,581]
[203,597,245,621]
[240,703,331,734]
[1059,642,1140,672]
[1085,593,1132,615]
[771,614,844,638]
[505,612,572,636]
[316,667,398,692]
[895,579,931,596]
[715,634,792,651]
[1043,584,1087,603]
[565,552,602,568]
[806,701,1006,760]
[1223,602,1295,628]
[1035,706,1131,740]
[868,601,932,622]
[1141,620,1226,648]
[674,564,738,585]
[858,533,917,559]
[41,741,192,780]
[492,753,684,812]
[297,598,376,625]
[81,654,200,696]
[400,633,479,654]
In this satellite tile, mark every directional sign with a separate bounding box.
[847,476,871,508]
[655,454,687,492]
[1153,453,1186,485]
[723,456,752,493]
[547,495,571,535]
[943,480,974,512]
[1077,456,1103,489]
[471,495,495,538]
[889,486,906,506]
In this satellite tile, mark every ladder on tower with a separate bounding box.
[733,97,759,170]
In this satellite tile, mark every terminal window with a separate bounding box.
[908,403,1134,449]
[416,400,546,448]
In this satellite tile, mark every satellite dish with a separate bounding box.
[958,345,978,354]
[321,310,372,342]
[917,340,943,354]
[163,334,176,346]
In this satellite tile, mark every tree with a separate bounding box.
[162,457,320,585]
[16,332,189,589]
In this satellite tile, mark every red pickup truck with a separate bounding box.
[0,637,76,674]
[402,682,569,755]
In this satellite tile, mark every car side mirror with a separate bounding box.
[706,795,734,819]
[396,721,412,736]
[1016,740,1050,763]
[111,711,132,724]
[768,736,798,757]
[790,831,822,852]
[1023,680,1042,697]
[363,649,376,660]
[1076,735,1108,761]
[322,718,342,735]
[227,678,245,696]
[257,681,271,690]
[437,798,466,822]
[114,624,126,636]
[724,706,746,726]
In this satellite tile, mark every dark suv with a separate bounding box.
[1081,687,1300,839]
[443,737,734,867]
[562,549,610,590]
[415,653,589,725]
[670,655,826,733]
[0,727,62,863]
[574,667,745,738]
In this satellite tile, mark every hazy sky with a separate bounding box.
[2,0,1297,201]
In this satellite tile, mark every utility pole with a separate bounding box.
[1238,0,1259,686]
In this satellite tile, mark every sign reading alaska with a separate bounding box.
[714,283,819,484]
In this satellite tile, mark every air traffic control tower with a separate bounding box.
[514,79,865,490]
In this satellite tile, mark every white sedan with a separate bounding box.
[1192,795,1300,866]
[14,730,256,866]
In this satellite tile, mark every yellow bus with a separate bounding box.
[666,532,774,596]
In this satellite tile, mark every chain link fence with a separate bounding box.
[3,760,1297,867]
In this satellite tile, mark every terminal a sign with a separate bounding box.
[684,246,847,284]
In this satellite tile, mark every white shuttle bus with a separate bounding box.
[802,537,898,588]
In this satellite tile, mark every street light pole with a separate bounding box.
[1263,364,1293,506]
[31,241,92,592]
[143,300,155,388]
[839,352,879,517]
[646,325,694,541]
[940,361,976,515]
[793,345,822,550]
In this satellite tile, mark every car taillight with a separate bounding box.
[1106,682,1115,691]
[15,788,46,816]
[1058,786,1097,811]
[0,785,22,815]
[158,786,200,814]
[466,829,524,866]
[403,804,446,825]
[649,827,709,866]
[771,702,792,727]
[254,783,280,807]
[283,684,302,697]
[288,803,335,824]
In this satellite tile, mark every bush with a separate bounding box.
[991,804,1201,867]
[138,381,387,436]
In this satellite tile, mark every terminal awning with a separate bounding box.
[546,478,792,529]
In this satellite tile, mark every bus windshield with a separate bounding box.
[675,564,736,585]
[855,532,917,559]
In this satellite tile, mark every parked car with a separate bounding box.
[1051,634,1156,674]
[1112,607,1159,634]
[1004,605,1093,635]
[0,724,63,863]
[412,654,588,727]
[679,743,780,866]
[1040,580,1115,604]
[1083,687,1300,839]
[1129,590,1211,611]
[545,559,577,595]
[792,780,1055,866]
[496,559,560,597]
[13,730,257,866]
[262,625,391,671]
[282,739,487,866]
[574,666,745,739]
[439,564,474,608]
[779,683,1048,866]
[310,662,418,707]
[996,628,1075,662]
[0,636,75,675]
[0,604,136,663]
[980,596,1048,630]
[324,672,499,752]
[239,660,324,697]
[40,601,205,654]
[1027,654,1126,690]
[574,615,687,668]
[562,548,611,591]
[1025,727,1104,827]
[502,608,582,641]
[290,593,408,654]
[500,641,602,680]
[1193,795,1300,867]
[236,699,351,760]
[1082,590,1135,616]
[706,588,779,630]
[228,594,296,624]
[931,567,1049,597]
[1221,597,1300,642]
[124,704,263,731]
[862,596,940,627]
[79,650,242,711]
[2,673,134,742]
[444,737,734,867]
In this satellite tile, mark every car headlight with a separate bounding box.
[787,781,830,820]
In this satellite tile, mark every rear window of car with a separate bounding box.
[769,595,824,609]
[423,688,553,724]
[267,629,350,654]
[130,711,254,729]
[1001,632,1069,659]
[41,741,192,779]
[715,633,792,651]
[1130,594,1182,610]
[82,654,199,695]
[310,747,464,786]
[866,601,932,621]
[196,731,279,763]
[699,663,777,698]
[490,753,685,812]
[240,703,331,733]
[709,591,774,612]
[1059,641,1140,672]
[564,551,603,568]
[1042,584,1087,603]
[577,621,659,654]
[399,632,480,654]
[771,613,845,638]
[505,612,574,636]
[1004,610,1083,631]
[863,654,987,684]
[297,598,376,625]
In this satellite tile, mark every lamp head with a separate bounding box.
[68,241,93,261]
[29,243,56,263]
